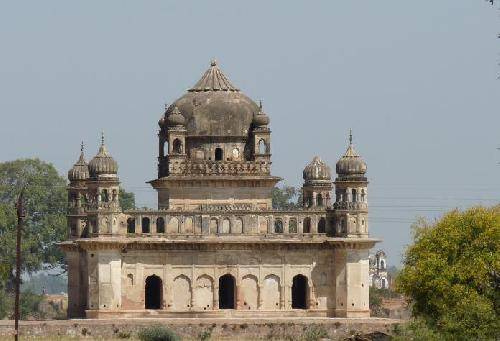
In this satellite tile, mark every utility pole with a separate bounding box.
[14,191,25,341]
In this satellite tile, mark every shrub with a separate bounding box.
[137,325,180,341]
[301,324,328,341]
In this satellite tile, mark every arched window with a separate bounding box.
[318,217,326,233]
[292,275,308,309]
[361,189,366,202]
[172,138,183,154]
[219,274,236,309]
[352,189,357,203]
[142,217,150,234]
[102,189,109,202]
[156,217,165,233]
[341,218,347,234]
[274,219,283,233]
[258,139,266,154]
[232,148,240,160]
[317,194,323,207]
[308,196,313,208]
[145,275,162,309]
[127,218,135,234]
[289,218,297,233]
[215,148,223,161]
[303,217,311,233]
[380,260,386,270]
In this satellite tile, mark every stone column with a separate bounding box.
[258,284,264,309]
[213,284,219,310]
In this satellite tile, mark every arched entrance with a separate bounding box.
[145,275,162,309]
[292,274,308,309]
[219,274,235,309]
[215,147,223,161]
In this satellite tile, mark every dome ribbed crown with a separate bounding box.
[303,156,332,182]
[68,143,89,181]
[336,131,367,176]
[88,135,118,177]
[188,60,239,92]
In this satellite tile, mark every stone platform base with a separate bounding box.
[0,317,403,340]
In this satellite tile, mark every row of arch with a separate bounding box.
[126,216,327,235]
[335,188,367,203]
[143,273,308,311]
[166,139,269,160]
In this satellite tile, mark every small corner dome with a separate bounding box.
[252,101,270,127]
[303,156,331,181]
[166,106,186,127]
[68,149,89,181]
[88,140,118,177]
[336,144,367,176]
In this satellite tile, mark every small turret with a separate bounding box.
[330,130,369,238]
[302,156,332,208]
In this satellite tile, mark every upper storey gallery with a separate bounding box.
[156,60,273,179]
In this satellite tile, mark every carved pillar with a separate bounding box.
[213,284,219,310]
[258,284,264,309]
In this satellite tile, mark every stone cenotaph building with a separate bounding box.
[60,61,379,319]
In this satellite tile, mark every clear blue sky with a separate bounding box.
[0,1,498,265]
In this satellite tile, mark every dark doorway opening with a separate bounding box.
[215,148,223,161]
[145,275,162,309]
[219,274,235,309]
[292,274,308,309]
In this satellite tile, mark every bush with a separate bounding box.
[137,325,180,341]
[301,324,328,341]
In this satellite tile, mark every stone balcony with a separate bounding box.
[167,159,271,176]
[332,201,367,210]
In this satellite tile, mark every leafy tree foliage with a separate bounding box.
[0,159,67,289]
[272,185,302,210]
[397,206,500,340]
[119,187,136,210]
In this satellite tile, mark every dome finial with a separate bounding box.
[349,128,353,145]
[101,131,105,146]
[80,141,84,153]
[259,100,263,111]
[210,59,217,67]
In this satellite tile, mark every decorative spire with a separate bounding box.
[344,129,359,158]
[188,60,240,92]
[101,131,105,147]
[80,141,84,153]
[259,100,263,111]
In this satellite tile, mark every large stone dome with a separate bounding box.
[164,60,259,137]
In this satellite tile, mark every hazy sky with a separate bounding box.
[1,1,498,265]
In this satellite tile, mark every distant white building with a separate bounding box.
[369,250,389,289]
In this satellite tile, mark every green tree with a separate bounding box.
[0,159,67,289]
[119,187,136,210]
[397,206,500,340]
[272,185,302,210]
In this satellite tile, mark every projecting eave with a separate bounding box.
[59,236,381,252]
[148,175,282,187]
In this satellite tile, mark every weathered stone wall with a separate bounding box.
[0,318,402,340]
[118,247,334,313]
